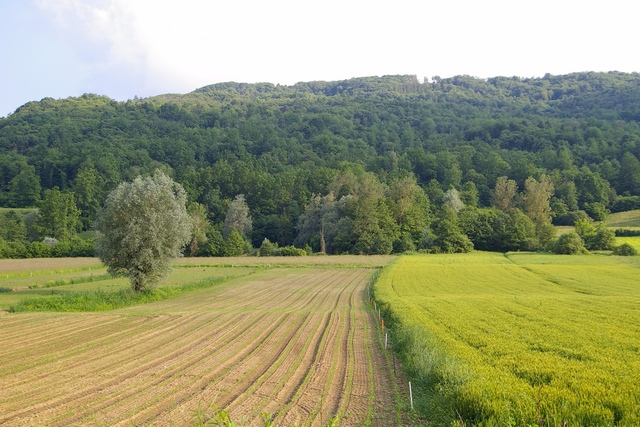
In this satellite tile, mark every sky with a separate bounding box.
[1,0,638,117]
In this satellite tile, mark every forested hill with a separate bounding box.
[1,72,640,252]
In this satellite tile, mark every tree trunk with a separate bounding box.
[320,224,326,254]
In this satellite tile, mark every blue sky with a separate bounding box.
[1,0,638,117]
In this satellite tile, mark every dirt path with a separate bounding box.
[0,267,398,426]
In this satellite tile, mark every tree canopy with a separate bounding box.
[94,171,191,291]
[1,72,640,256]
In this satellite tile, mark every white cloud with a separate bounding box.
[34,0,151,95]
[4,0,638,115]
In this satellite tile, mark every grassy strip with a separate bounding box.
[8,275,240,313]
[28,274,112,289]
[1,265,102,280]
[0,287,12,293]
[386,324,471,426]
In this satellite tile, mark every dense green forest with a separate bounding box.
[1,72,640,257]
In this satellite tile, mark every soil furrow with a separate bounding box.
[0,312,220,395]
[50,312,293,427]
[0,312,270,424]
[0,266,400,427]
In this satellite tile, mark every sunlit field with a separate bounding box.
[0,256,400,426]
[374,252,640,426]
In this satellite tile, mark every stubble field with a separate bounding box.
[0,256,400,426]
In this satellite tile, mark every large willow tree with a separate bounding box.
[94,171,191,292]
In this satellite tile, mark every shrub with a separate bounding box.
[273,245,307,256]
[589,225,616,250]
[259,238,278,256]
[553,232,587,254]
[612,243,638,256]
[223,229,247,257]
[0,241,28,259]
[27,241,52,258]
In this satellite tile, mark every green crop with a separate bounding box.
[374,252,640,426]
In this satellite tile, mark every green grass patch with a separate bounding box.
[0,287,12,293]
[8,274,244,313]
[374,252,640,427]
[1,264,103,280]
[615,236,640,253]
[28,274,112,289]
[0,265,257,311]
[606,209,640,227]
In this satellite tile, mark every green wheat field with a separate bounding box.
[374,252,640,426]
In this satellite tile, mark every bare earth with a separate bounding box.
[0,267,398,426]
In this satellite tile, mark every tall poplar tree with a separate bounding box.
[35,187,81,241]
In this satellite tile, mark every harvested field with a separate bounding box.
[0,266,398,426]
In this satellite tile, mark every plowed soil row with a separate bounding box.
[0,267,397,426]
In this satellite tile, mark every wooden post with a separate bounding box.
[385,332,388,350]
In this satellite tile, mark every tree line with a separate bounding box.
[1,166,632,259]
[1,72,640,257]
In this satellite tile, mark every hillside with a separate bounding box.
[1,72,640,251]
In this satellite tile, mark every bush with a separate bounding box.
[27,241,52,258]
[273,245,307,256]
[589,226,616,250]
[222,229,248,257]
[553,232,587,254]
[612,243,638,256]
[259,238,278,256]
[0,240,28,259]
[434,232,474,254]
